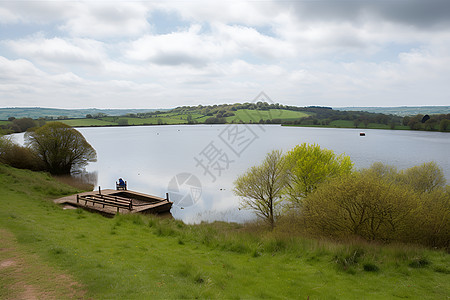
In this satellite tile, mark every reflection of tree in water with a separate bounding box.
[54,171,98,191]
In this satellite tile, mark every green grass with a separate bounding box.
[60,119,117,127]
[228,109,311,123]
[0,164,449,299]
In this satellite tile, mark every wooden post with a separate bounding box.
[98,186,102,195]
[166,193,169,201]
[77,194,79,203]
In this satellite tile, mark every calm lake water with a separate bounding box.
[13,125,449,223]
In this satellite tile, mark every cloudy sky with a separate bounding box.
[1,0,449,109]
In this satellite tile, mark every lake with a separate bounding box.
[12,125,449,223]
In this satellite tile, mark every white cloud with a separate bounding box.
[60,2,152,38]
[0,7,20,23]
[5,36,106,67]
[159,0,278,26]
[0,1,450,108]
[125,24,228,66]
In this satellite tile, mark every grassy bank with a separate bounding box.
[0,164,449,299]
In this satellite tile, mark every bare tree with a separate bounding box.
[233,150,288,228]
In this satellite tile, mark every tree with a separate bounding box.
[12,117,36,132]
[186,114,194,124]
[233,150,288,228]
[301,173,418,241]
[439,119,449,132]
[284,143,353,205]
[25,122,97,175]
[399,162,446,194]
[117,119,129,126]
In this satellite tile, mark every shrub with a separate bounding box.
[408,257,430,268]
[300,165,449,249]
[363,263,380,272]
[0,137,45,171]
[301,173,418,242]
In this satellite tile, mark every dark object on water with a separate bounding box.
[421,115,430,123]
[360,132,366,136]
[116,178,127,190]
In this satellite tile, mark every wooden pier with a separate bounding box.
[55,188,173,217]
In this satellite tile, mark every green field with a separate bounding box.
[228,109,311,123]
[60,119,117,127]
[0,164,448,299]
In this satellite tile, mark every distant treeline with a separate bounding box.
[0,117,44,134]
[402,114,450,132]
[336,106,450,116]
[0,107,164,120]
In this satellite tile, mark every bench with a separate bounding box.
[77,194,132,212]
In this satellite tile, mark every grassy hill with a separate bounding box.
[0,164,449,299]
[52,108,312,127]
[0,107,166,120]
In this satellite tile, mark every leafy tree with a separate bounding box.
[25,122,97,175]
[301,173,418,241]
[439,119,449,131]
[399,162,446,194]
[234,150,288,228]
[11,117,36,132]
[117,119,129,126]
[402,116,410,126]
[361,162,398,181]
[284,143,353,205]
[416,186,450,248]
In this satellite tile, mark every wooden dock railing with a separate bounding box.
[77,194,132,212]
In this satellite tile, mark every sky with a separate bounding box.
[0,0,449,109]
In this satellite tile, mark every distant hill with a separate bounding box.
[334,106,450,116]
[0,107,168,120]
